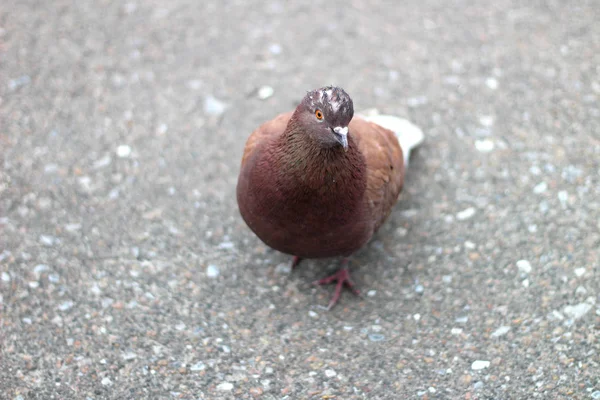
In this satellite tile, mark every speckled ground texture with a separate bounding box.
[1,0,599,399]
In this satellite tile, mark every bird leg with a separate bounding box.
[314,259,360,310]
[290,256,303,270]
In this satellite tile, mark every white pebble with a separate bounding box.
[308,310,318,319]
[156,123,168,135]
[558,191,568,207]
[217,241,235,250]
[324,369,337,378]
[533,182,547,194]
[0,272,9,282]
[485,77,499,90]
[491,326,511,337]
[39,235,56,246]
[122,352,137,361]
[34,264,49,274]
[574,268,586,277]
[190,362,206,371]
[563,302,592,320]
[101,377,113,386]
[475,139,494,152]
[456,207,476,221]
[471,360,490,370]
[206,264,220,278]
[516,260,532,274]
[464,241,476,249]
[116,145,132,158]
[269,43,282,54]
[216,382,233,391]
[58,300,74,311]
[479,115,495,127]
[257,86,274,100]
[367,290,377,297]
[275,263,292,274]
[204,95,228,116]
[451,328,463,335]
[522,279,530,288]
[28,281,39,289]
[413,313,421,321]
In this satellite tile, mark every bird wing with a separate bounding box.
[241,111,294,167]
[350,116,406,231]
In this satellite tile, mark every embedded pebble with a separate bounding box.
[557,190,568,207]
[368,333,385,342]
[591,390,600,399]
[451,328,463,335]
[485,77,499,89]
[474,381,484,390]
[269,43,282,54]
[491,326,511,337]
[516,260,532,274]
[413,313,421,321]
[39,235,56,246]
[93,154,112,169]
[367,290,377,297]
[116,145,132,158]
[563,302,592,320]
[533,182,547,194]
[475,139,494,152]
[190,362,206,371]
[415,284,424,294]
[471,360,490,370]
[58,301,74,311]
[2,272,11,282]
[574,267,586,277]
[324,369,337,378]
[33,264,49,274]
[257,85,274,100]
[479,115,495,127]
[275,263,292,274]
[122,352,137,361]
[308,311,318,319]
[206,264,220,278]
[217,382,233,391]
[101,377,113,386]
[204,95,228,116]
[456,207,476,221]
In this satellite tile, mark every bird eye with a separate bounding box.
[315,109,324,120]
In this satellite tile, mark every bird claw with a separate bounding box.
[313,268,360,310]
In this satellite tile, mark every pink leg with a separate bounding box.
[290,255,302,270]
[314,259,360,310]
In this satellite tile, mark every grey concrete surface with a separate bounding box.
[1,0,599,398]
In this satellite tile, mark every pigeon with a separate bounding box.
[237,86,424,308]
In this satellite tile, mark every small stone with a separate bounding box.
[471,360,490,371]
[217,241,235,250]
[451,328,463,335]
[464,241,476,249]
[58,301,74,311]
[269,43,282,54]
[563,302,592,320]
[122,352,137,361]
[533,182,548,194]
[308,310,318,319]
[415,284,424,294]
[156,123,168,135]
[396,227,408,237]
[368,333,385,342]
[116,145,132,158]
[93,154,112,169]
[367,290,377,297]
[324,369,337,378]
[574,268,586,277]
[204,95,228,116]
[33,264,49,274]
[413,313,421,321]
[257,86,274,100]
[275,263,292,274]
[485,77,498,90]
[190,362,206,371]
[216,382,233,391]
[206,264,219,278]
[101,377,113,386]
[522,279,530,288]
[475,139,494,152]
[479,115,495,127]
[28,281,39,289]
[39,235,56,246]
[491,326,511,337]
[591,390,600,399]
[474,381,484,390]
[557,191,568,207]
[456,207,476,221]
[455,316,469,324]
[516,260,532,274]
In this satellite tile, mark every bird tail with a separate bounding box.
[360,110,424,167]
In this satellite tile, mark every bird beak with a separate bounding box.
[332,126,349,151]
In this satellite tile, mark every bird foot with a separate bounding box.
[291,256,302,270]
[313,266,360,310]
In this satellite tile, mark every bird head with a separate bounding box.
[297,86,354,151]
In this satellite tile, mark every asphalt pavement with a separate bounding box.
[1,0,599,398]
